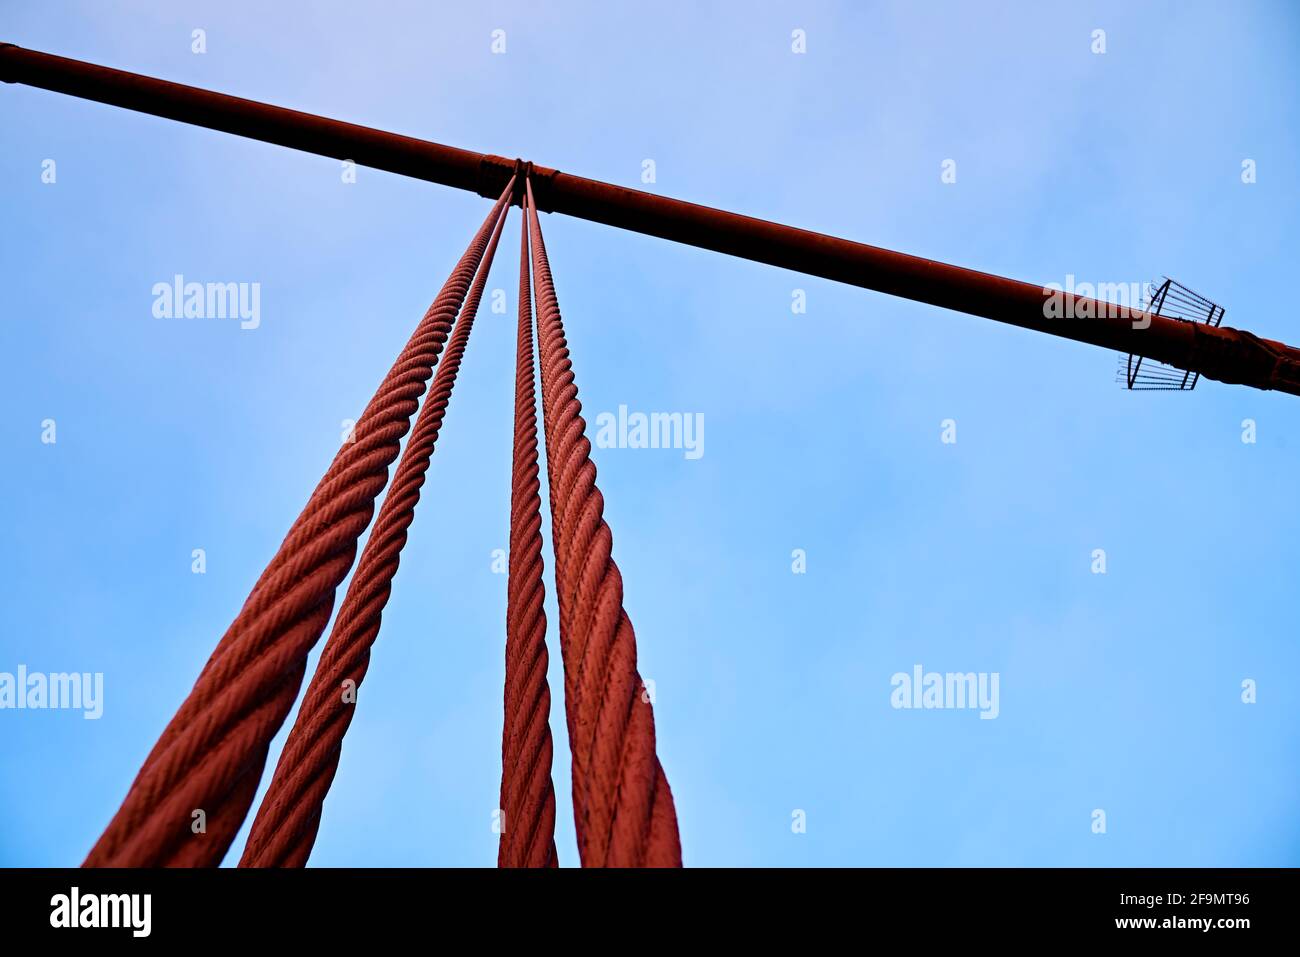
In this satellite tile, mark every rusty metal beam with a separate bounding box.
[4,42,1299,395]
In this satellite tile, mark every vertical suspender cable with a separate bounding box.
[498,188,559,867]
[83,182,516,868]
[239,182,515,867]
[525,177,682,867]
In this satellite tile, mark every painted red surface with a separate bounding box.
[526,178,682,867]
[239,183,516,868]
[498,189,559,868]
[83,185,515,868]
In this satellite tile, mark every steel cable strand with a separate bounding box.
[239,186,515,867]
[99,334,442,867]
[83,183,515,868]
[524,178,681,867]
[498,194,559,868]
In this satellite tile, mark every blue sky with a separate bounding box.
[1,0,1298,867]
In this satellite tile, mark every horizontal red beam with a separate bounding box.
[4,42,1298,395]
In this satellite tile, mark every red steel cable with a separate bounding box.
[239,185,515,867]
[82,182,516,868]
[525,177,682,867]
[497,190,558,868]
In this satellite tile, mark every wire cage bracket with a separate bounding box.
[1118,278,1225,391]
